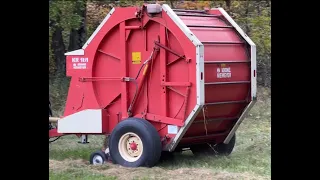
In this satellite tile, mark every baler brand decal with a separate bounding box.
[217,66,232,78]
[72,57,88,69]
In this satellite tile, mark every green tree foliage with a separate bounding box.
[86,2,113,37]
[225,1,271,86]
[49,0,271,86]
[49,0,85,75]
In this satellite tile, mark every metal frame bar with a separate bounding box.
[192,116,238,124]
[205,81,250,85]
[120,22,128,119]
[204,60,250,64]
[205,100,247,106]
[145,113,184,126]
[187,25,232,28]
[202,41,244,44]
[182,131,229,141]
[224,100,256,144]
[172,9,207,13]
[161,82,191,87]
[79,77,121,82]
[98,49,121,60]
[176,13,221,18]
[166,56,184,66]
[154,41,185,59]
[160,25,168,118]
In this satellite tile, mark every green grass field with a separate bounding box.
[49,87,271,180]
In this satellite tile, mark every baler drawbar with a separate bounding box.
[49,4,257,168]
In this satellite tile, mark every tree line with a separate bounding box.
[49,0,271,87]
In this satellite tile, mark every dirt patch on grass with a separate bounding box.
[49,159,269,180]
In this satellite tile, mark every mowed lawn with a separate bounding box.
[49,87,271,180]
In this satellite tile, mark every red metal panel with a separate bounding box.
[63,7,197,146]
[160,25,168,118]
[120,22,128,119]
[49,128,63,138]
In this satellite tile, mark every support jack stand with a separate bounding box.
[78,135,90,144]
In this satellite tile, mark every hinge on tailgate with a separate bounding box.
[122,77,134,82]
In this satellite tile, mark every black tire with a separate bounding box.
[190,134,236,156]
[108,118,162,167]
[90,150,107,165]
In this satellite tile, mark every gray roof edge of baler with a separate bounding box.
[82,7,116,50]
[162,4,203,47]
[65,49,84,56]
[213,8,255,46]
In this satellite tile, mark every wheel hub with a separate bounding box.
[126,136,141,156]
[130,142,137,150]
[93,155,103,165]
[118,132,144,162]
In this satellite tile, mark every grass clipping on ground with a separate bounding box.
[49,87,271,180]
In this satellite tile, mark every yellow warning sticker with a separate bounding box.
[132,52,141,64]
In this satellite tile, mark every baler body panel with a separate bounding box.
[176,10,252,146]
[60,5,256,151]
[63,6,200,137]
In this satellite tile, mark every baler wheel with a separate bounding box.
[108,118,162,167]
[90,150,107,165]
[190,134,236,156]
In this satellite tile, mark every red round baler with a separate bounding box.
[49,4,257,167]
